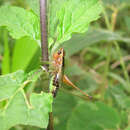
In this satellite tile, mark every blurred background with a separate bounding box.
[0,0,130,130]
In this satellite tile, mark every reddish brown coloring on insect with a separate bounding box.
[51,48,92,99]
[51,48,65,97]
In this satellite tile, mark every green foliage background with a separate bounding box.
[0,0,130,130]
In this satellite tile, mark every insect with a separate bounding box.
[50,48,64,97]
[50,48,92,99]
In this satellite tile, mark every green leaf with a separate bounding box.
[0,5,40,40]
[65,64,85,77]
[125,126,130,130]
[0,71,53,129]
[108,72,130,92]
[25,69,44,95]
[0,92,52,130]
[26,0,40,16]
[11,37,40,72]
[102,0,130,6]
[107,85,130,109]
[67,101,120,130]
[0,1,102,51]
[0,70,25,101]
[53,91,77,130]
[1,30,10,74]
[120,111,128,129]
[125,16,130,31]
[26,69,43,82]
[49,0,103,50]
[65,63,98,93]
[62,29,130,57]
[76,74,98,93]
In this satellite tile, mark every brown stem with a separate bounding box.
[40,0,49,71]
[47,112,54,130]
[111,6,118,31]
[40,0,54,130]
[111,55,130,69]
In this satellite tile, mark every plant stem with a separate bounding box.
[111,7,118,31]
[102,8,111,30]
[47,113,54,130]
[110,7,129,85]
[40,0,54,130]
[105,42,112,77]
[103,5,130,87]
[102,7,112,77]
[40,0,49,71]
[113,41,130,86]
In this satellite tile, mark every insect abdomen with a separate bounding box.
[52,74,59,97]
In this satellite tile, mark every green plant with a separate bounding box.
[0,0,102,130]
[0,0,130,130]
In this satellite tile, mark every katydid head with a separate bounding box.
[52,48,65,72]
[53,48,65,62]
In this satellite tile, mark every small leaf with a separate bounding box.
[0,5,40,40]
[0,71,53,129]
[67,101,120,130]
[49,0,103,50]
[0,92,52,130]
[62,29,130,57]
[11,37,40,72]
[0,70,25,101]
[53,91,77,130]
[107,85,130,109]
[26,0,40,16]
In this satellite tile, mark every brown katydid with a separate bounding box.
[50,48,92,99]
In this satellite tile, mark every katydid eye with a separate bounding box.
[58,50,61,55]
